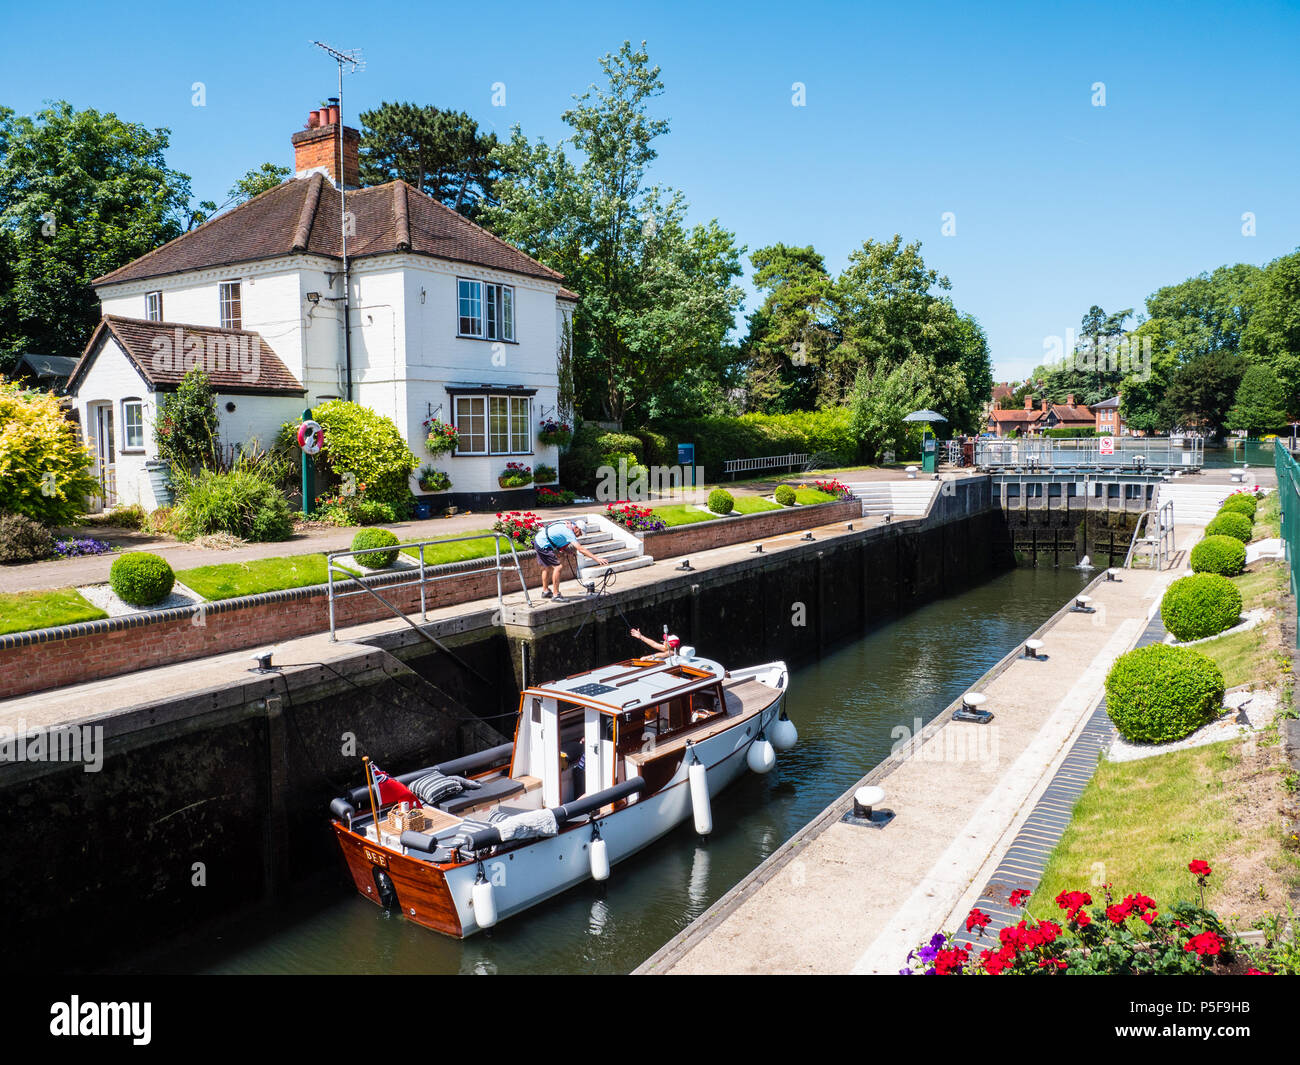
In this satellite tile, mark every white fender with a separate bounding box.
[689,761,712,836]
[590,837,610,881]
[771,716,798,752]
[472,877,498,929]
[748,735,776,774]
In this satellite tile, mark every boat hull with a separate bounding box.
[334,678,785,938]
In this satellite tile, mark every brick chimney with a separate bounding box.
[1041,398,1049,412]
[1024,395,1032,410]
[1067,393,1075,406]
[291,102,360,188]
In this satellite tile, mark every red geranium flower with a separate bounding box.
[1188,860,1212,877]
[1183,931,1223,957]
[1009,889,1031,907]
[965,909,991,934]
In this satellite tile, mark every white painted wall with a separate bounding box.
[71,336,160,509]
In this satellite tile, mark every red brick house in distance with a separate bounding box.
[987,394,1096,437]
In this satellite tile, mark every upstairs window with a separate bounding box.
[219,281,242,330]
[146,291,163,322]
[457,279,514,341]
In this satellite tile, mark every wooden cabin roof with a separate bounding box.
[524,657,723,715]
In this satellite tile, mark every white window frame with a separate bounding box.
[453,393,532,456]
[122,398,144,451]
[457,278,515,342]
[146,291,163,322]
[219,281,242,331]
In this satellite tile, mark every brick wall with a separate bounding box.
[291,124,360,187]
[638,499,862,560]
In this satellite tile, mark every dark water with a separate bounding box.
[1202,440,1276,470]
[144,565,1091,975]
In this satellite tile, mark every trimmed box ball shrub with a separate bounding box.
[707,488,735,515]
[1160,573,1242,642]
[1218,493,1257,520]
[1203,511,1252,543]
[1190,534,1246,577]
[1105,644,1224,745]
[774,484,796,506]
[351,528,400,569]
[110,552,176,607]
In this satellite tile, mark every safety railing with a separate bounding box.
[972,436,1203,472]
[722,453,809,478]
[326,531,532,641]
[1122,499,1176,570]
[1276,444,1300,646]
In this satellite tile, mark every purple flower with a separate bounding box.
[916,933,947,965]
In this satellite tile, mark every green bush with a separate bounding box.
[1218,493,1258,520]
[650,408,856,481]
[1044,427,1098,438]
[1160,574,1243,642]
[1190,535,1247,577]
[110,552,175,607]
[313,401,419,512]
[595,431,643,457]
[774,484,796,506]
[171,468,295,542]
[1104,644,1224,744]
[1203,511,1252,543]
[632,428,672,468]
[707,488,735,515]
[0,379,100,526]
[351,527,399,568]
[155,368,219,472]
[0,511,54,563]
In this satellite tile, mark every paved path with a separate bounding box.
[639,522,1204,974]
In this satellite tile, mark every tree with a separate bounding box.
[1118,318,1177,434]
[485,42,745,424]
[1227,364,1288,435]
[228,163,290,204]
[739,244,836,412]
[1240,249,1300,415]
[0,377,99,525]
[0,103,196,372]
[1160,351,1245,434]
[359,102,501,217]
[848,354,965,462]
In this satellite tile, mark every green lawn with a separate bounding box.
[794,487,837,505]
[1027,742,1256,916]
[176,554,334,600]
[401,528,503,566]
[0,588,107,635]
[732,496,782,515]
[1191,558,1288,688]
[651,504,716,526]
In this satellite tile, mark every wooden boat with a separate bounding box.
[329,650,794,937]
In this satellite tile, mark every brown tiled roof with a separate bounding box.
[557,287,580,302]
[93,175,566,287]
[67,316,306,396]
[989,408,1045,424]
[1049,402,1094,424]
[991,383,1014,402]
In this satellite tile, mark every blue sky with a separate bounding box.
[5,0,1298,381]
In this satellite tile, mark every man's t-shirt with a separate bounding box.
[536,524,575,550]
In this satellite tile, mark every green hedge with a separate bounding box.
[1217,493,1258,520]
[1189,535,1246,577]
[1043,427,1099,438]
[647,408,857,481]
[1104,643,1224,744]
[1160,573,1242,642]
[110,552,176,607]
[351,528,400,569]
[1203,511,1252,543]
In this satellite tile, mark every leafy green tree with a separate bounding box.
[1240,249,1300,415]
[1227,364,1288,434]
[849,353,966,462]
[228,162,290,204]
[739,244,836,412]
[486,42,745,424]
[155,369,219,473]
[1118,318,1178,434]
[0,378,99,525]
[1160,351,1245,434]
[359,102,501,217]
[0,102,196,372]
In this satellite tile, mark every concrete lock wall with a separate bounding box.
[0,477,1003,972]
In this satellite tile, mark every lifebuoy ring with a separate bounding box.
[297,420,325,455]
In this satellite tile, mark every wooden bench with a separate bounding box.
[722,453,810,479]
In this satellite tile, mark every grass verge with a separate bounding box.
[176,554,333,600]
[400,529,502,566]
[0,588,107,635]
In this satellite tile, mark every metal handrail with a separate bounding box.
[1122,499,1175,570]
[970,436,1203,472]
[723,453,809,478]
[326,530,533,641]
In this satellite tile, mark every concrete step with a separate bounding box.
[578,547,642,567]
[576,554,655,577]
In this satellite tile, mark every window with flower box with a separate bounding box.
[453,393,532,455]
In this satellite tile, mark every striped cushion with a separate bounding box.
[410,770,480,805]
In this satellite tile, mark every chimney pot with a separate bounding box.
[306,110,320,129]
[328,105,340,124]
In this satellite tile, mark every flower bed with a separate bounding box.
[537,486,576,506]
[812,478,854,500]
[52,537,116,559]
[493,510,542,547]
[904,861,1264,975]
[605,503,667,533]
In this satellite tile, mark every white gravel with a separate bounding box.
[1163,608,1272,646]
[1106,689,1279,763]
[78,580,206,618]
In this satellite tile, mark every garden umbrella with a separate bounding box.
[903,410,947,422]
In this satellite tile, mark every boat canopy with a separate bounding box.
[521,657,722,716]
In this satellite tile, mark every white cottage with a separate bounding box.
[67,104,577,512]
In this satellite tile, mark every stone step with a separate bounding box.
[578,547,642,567]
[575,554,655,577]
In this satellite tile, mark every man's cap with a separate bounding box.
[666,635,682,649]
